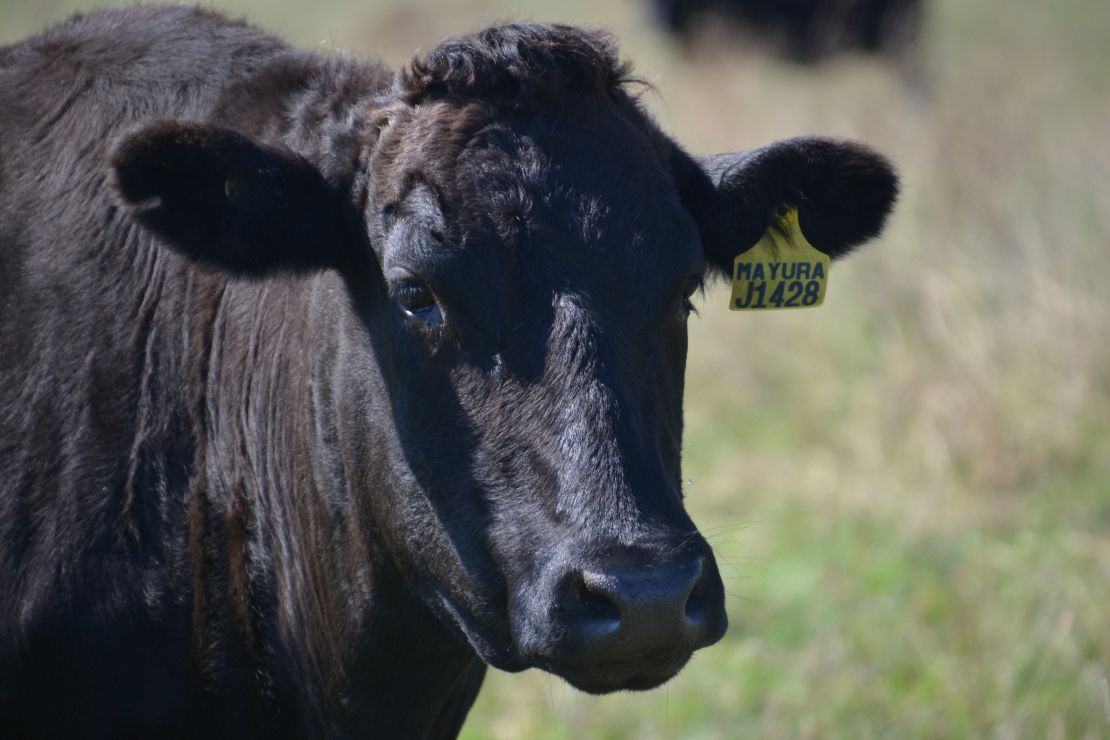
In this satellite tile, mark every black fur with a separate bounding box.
[0,7,897,738]
[399,22,635,106]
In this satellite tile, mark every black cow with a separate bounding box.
[655,0,924,63]
[0,6,897,738]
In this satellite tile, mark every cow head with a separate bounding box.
[110,23,896,694]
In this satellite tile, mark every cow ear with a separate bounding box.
[673,137,898,277]
[110,119,354,275]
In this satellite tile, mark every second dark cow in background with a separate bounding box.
[655,0,924,63]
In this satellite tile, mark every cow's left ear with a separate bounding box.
[111,119,355,275]
[672,136,898,276]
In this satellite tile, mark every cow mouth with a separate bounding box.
[427,584,699,691]
[537,649,694,694]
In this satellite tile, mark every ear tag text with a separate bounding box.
[730,205,829,311]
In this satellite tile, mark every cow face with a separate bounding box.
[357,92,721,693]
[110,23,896,695]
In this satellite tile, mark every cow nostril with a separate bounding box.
[573,572,621,623]
[683,559,711,625]
[564,571,623,644]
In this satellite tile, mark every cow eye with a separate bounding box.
[395,280,443,325]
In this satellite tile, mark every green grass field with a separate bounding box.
[3,0,1108,736]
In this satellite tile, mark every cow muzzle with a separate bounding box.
[512,543,728,693]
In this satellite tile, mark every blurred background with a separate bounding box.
[3,0,1108,737]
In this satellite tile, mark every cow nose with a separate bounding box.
[564,554,722,659]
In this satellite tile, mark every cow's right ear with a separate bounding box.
[110,119,355,275]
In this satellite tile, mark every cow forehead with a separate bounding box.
[471,124,686,242]
[372,99,702,312]
[463,117,694,253]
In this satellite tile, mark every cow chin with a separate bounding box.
[540,650,695,695]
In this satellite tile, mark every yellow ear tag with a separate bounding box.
[730,205,829,311]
